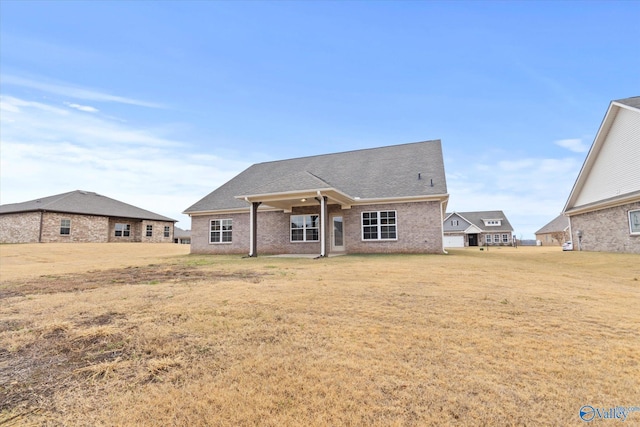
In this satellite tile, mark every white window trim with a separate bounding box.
[361,210,398,241]
[290,214,320,243]
[629,209,640,235]
[210,219,233,244]
[164,226,170,238]
[60,219,71,235]
[502,234,509,243]
[485,234,492,244]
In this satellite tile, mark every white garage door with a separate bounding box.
[443,235,464,248]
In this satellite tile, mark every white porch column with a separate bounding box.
[318,191,327,257]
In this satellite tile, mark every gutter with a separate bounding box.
[441,201,448,254]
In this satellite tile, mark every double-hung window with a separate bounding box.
[362,210,397,240]
[290,215,319,242]
[60,219,71,235]
[485,234,492,244]
[146,225,153,237]
[115,223,130,237]
[164,226,170,238]
[630,209,640,235]
[210,219,232,243]
[502,234,509,243]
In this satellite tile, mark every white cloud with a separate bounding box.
[65,102,99,113]
[555,138,589,153]
[0,95,252,227]
[1,74,164,108]
[446,155,582,238]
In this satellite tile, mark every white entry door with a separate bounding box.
[331,216,344,252]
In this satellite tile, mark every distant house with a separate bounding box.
[535,214,569,246]
[174,227,191,244]
[184,140,449,256]
[443,211,514,247]
[0,190,176,244]
[563,96,640,253]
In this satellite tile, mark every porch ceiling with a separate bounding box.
[235,188,354,212]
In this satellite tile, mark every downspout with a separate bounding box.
[440,201,448,254]
[38,210,44,243]
[567,216,573,251]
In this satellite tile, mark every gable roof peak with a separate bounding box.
[613,96,640,110]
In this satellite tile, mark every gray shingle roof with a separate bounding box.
[445,211,514,232]
[615,96,640,109]
[0,190,176,222]
[185,140,448,213]
[535,214,569,234]
[174,226,191,238]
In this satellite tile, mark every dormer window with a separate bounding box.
[483,219,502,226]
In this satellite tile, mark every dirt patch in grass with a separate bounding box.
[0,263,267,420]
[0,264,263,298]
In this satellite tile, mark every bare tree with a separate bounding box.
[550,231,567,245]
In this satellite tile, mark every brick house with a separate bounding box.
[442,211,514,247]
[535,214,570,246]
[0,190,176,243]
[563,96,640,253]
[184,140,449,256]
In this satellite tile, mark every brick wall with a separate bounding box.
[140,220,174,243]
[41,212,109,243]
[343,201,443,254]
[191,212,250,254]
[479,232,513,246]
[569,201,640,253]
[1,212,174,244]
[0,212,41,243]
[189,200,445,255]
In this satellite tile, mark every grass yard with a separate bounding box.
[1,244,639,426]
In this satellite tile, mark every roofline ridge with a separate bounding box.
[252,139,442,166]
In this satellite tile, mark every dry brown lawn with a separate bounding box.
[1,244,639,426]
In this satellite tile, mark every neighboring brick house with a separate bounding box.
[535,214,569,246]
[563,96,640,253]
[442,211,514,247]
[0,190,176,243]
[184,140,449,256]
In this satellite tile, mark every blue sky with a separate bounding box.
[1,1,638,238]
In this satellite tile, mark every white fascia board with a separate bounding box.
[185,205,281,216]
[235,188,335,203]
[463,224,483,234]
[564,191,640,216]
[563,102,619,213]
[443,211,456,222]
[351,193,449,206]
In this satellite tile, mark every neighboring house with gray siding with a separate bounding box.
[535,214,569,246]
[443,211,514,247]
[563,96,640,253]
[0,190,176,244]
[184,140,449,256]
